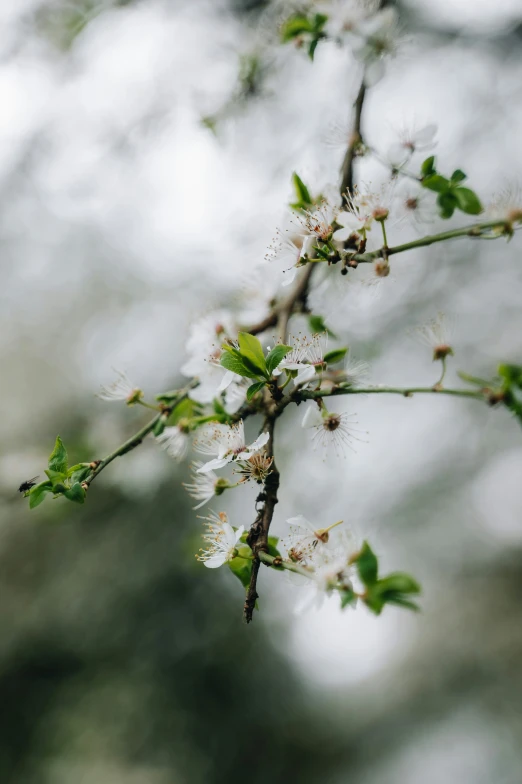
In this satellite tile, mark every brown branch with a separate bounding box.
[339,82,366,197]
[243,75,369,622]
[244,415,279,622]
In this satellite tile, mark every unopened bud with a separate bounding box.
[433,345,453,361]
[373,207,389,222]
[375,260,390,277]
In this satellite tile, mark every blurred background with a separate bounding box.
[1,0,522,781]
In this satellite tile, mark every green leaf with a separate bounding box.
[247,381,266,401]
[70,466,92,484]
[383,595,420,611]
[451,169,467,183]
[308,315,337,339]
[238,332,267,376]
[44,468,67,485]
[312,13,328,31]
[308,37,319,60]
[422,174,450,193]
[437,191,457,219]
[152,418,166,437]
[363,590,385,615]
[354,541,379,587]
[228,556,253,594]
[48,435,68,474]
[63,482,86,504]
[266,345,292,375]
[267,536,281,559]
[499,363,522,387]
[28,481,53,509]
[421,156,436,177]
[453,187,483,215]
[220,350,258,380]
[340,587,356,609]
[280,14,314,42]
[323,347,348,366]
[292,172,312,208]
[377,573,421,595]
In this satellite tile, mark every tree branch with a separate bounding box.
[295,385,485,401]
[243,75,369,621]
[350,221,510,264]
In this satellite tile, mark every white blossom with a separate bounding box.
[283,514,344,565]
[265,229,307,287]
[415,312,454,360]
[351,7,400,86]
[274,333,328,385]
[323,0,380,40]
[295,532,359,612]
[235,452,273,483]
[387,123,437,168]
[195,420,270,473]
[396,180,436,225]
[156,425,190,461]
[196,511,244,568]
[485,184,522,228]
[183,462,223,509]
[333,187,374,241]
[181,311,238,403]
[98,369,143,405]
[302,404,365,456]
[293,200,338,244]
[342,356,371,387]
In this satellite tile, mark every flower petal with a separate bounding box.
[301,405,323,429]
[246,431,270,454]
[197,457,231,473]
[218,370,235,392]
[203,554,227,569]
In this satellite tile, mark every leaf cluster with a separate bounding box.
[352,542,421,614]
[26,436,89,508]
[421,157,483,219]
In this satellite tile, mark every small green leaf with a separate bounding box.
[312,13,328,31]
[28,481,53,509]
[44,468,67,484]
[228,556,253,594]
[152,418,166,437]
[308,37,319,60]
[308,315,337,339]
[450,169,467,183]
[267,536,281,559]
[422,174,450,193]
[70,466,92,484]
[220,350,258,380]
[280,15,315,42]
[247,381,266,401]
[340,587,356,609]
[453,187,483,215]
[377,572,421,595]
[266,345,292,375]
[421,156,436,177]
[499,363,522,386]
[238,332,268,376]
[63,482,86,504]
[354,541,379,587]
[324,347,348,365]
[292,172,312,208]
[437,191,457,219]
[48,435,68,474]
